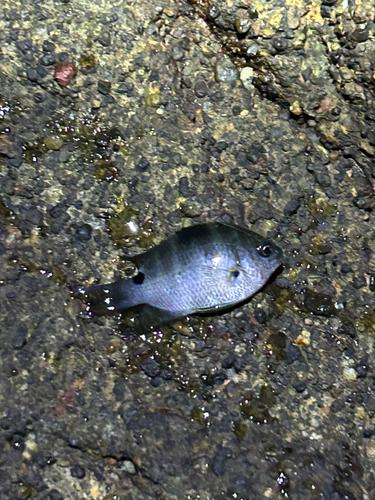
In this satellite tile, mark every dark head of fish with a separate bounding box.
[233,225,283,279]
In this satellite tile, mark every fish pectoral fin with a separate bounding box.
[139,305,183,328]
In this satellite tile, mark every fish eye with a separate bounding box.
[257,245,273,258]
[133,272,145,284]
[229,268,240,284]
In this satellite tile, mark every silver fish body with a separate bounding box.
[81,223,282,324]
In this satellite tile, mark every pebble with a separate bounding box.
[342,366,357,381]
[26,68,38,82]
[45,135,64,151]
[178,176,192,197]
[49,489,63,500]
[98,31,111,47]
[181,200,202,218]
[25,206,43,225]
[137,157,150,171]
[236,16,251,35]
[214,57,239,83]
[142,357,161,378]
[16,38,32,53]
[70,465,85,479]
[194,80,208,98]
[123,460,136,475]
[97,80,112,95]
[75,224,92,242]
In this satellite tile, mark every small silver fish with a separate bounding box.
[80,223,282,325]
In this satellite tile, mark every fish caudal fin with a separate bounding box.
[77,279,138,315]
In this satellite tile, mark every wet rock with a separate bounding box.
[45,136,64,151]
[178,176,192,197]
[351,28,369,43]
[236,16,251,35]
[49,489,63,500]
[194,80,208,98]
[315,170,332,188]
[352,275,366,289]
[75,224,92,242]
[272,37,288,52]
[142,358,161,378]
[41,54,55,66]
[180,200,202,218]
[70,465,85,479]
[12,323,28,349]
[26,68,38,82]
[293,382,306,393]
[284,198,300,216]
[97,80,112,95]
[254,307,267,324]
[0,242,6,255]
[113,380,126,401]
[43,40,55,52]
[137,156,150,171]
[212,446,231,476]
[285,340,301,364]
[98,31,111,47]
[214,58,239,83]
[25,206,43,225]
[16,38,32,53]
[207,4,220,20]
[303,289,335,317]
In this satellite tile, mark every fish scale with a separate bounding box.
[80,222,283,326]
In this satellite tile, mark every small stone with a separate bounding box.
[123,460,136,475]
[137,157,150,171]
[315,171,331,187]
[97,80,112,95]
[12,323,28,349]
[178,176,191,197]
[98,31,111,47]
[54,62,77,86]
[214,57,239,83]
[272,37,288,52]
[181,200,202,218]
[113,381,126,401]
[75,224,92,242]
[142,357,161,378]
[246,44,259,57]
[26,68,38,82]
[25,207,43,225]
[342,366,357,381]
[43,40,56,52]
[194,80,208,98]
[284,198,300,216]
[145,90,162,107]
[41,54,55,66]
[45,135,64,151]
[293,382,306,393]
[303,289,335,317]
[49,489,64,500]
[70,465,85,479]
[172,45,184,61]
[16,38,32,53]
[236,16,251,35]
[351,28,369,43]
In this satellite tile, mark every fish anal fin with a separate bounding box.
[138,304,182,328]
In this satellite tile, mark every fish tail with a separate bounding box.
[77,279,140,315]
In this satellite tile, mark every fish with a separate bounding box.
[78,222,283,326]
